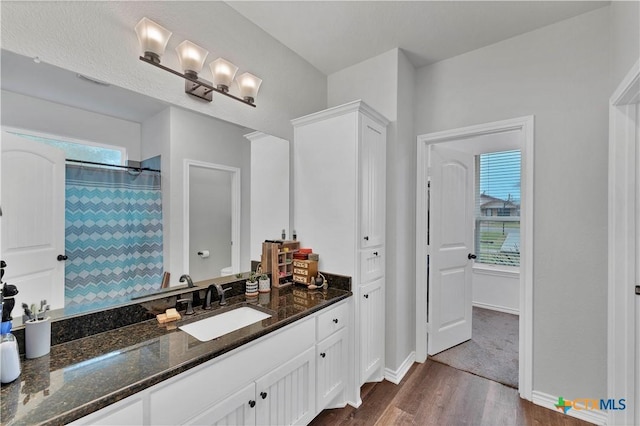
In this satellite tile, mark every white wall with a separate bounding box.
[141,108,171,279]
[1,90,141,159]
[0,1,327,141]
[415,7,610,398]
[327,48,417,372]
[247,132,290,261]
[165,107,251,285]
[610,1,640,90]
[142,107,251,286]
[472,268,519,314]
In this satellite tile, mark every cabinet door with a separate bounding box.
[360,247,384,283]
[69,396,143,425]
[186,382,256,426]
[256,347,316,425]
[359,114,386,248]
[316,327,348,410]
[360,278,384,385]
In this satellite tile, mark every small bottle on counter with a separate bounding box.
[293,229,297,241]
[0,321,21,384]
[281,229,286,240]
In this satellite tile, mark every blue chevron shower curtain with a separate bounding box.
[64,165,163,314]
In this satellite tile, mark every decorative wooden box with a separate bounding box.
[292,259,318,286]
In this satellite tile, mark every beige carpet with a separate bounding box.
[430,307,519,388]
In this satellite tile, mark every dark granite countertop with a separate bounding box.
[0,285,351,425]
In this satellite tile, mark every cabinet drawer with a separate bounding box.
[294,267,309,276]
[292,260,309,268]
[317,301,348,341]
[293,274,311,284]
[360,248,384,282]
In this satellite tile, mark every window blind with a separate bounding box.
[475,150,521,267]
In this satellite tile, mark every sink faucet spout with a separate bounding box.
[179,274,195,288]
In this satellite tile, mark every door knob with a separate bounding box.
[248,400,256,408]
[57,254,68,261]
[468,253,477,260]
[320,352,326,358]
[333,318,339,324]
[260,391,268,399]
[364,294,369,299]
[364,236,369,241]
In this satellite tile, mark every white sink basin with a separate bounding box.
[179,307,272,342]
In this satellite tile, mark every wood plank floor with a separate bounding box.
[310,360,593,426]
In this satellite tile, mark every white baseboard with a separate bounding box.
[472,301,519,316]
[532,390,608,425]
[384,351,416,385]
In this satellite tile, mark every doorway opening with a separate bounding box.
[183,160,240,281]
[430,148,521,388]
[415,116,534,400]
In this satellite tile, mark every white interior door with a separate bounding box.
[428,144,474,355]
[1,132,65,311]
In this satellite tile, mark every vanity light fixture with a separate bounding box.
[134,17,260,107]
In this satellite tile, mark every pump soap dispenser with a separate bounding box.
[1,261,21,384]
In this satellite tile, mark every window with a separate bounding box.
[7,129,125,165]
[475,150,521,267]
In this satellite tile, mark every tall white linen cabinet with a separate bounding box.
[292,100,388,406]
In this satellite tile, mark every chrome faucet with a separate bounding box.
[179,274,195,288]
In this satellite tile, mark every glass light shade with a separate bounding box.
[175,40,209,76]
[236,72,262,103]
[210,58,239,92]
[135,17,172,63]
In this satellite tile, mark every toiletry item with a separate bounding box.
[0,322,21,383]
[292,230,297,241]
[281,229,286,239]
[22,303,34,321]
[25,317,51,359]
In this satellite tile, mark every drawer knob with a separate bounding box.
[260,391,268,399]
[364,236,369,241]
[364,294,369,299]
[373,251,378,256]
[333,318,339,324]
[249,400,256,408]
[320,352,326,358]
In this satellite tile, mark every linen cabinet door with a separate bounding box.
[360,278,384,385]
[255,347,316,425]
[185,382,256,426]
[316,327,348,410]
[359,114,386,249]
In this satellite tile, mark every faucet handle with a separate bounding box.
[176,298,195,315]
[219,286,232,306]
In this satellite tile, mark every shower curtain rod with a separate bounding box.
[66,158,161,173]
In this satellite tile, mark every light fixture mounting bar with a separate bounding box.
[139,56,257,107]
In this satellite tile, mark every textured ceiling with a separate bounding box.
[227,1,611,75]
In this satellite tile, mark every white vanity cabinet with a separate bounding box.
[359,278,384,383]
[293,100,388,397]
[71,299,351,426]
[315,301,349,409]
[69,395,144,426]
[187,348,316,426]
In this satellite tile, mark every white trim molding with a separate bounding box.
[415,115,534,401]
[384,351,416,385]
[608,58,640,426]
[472,302,519,316]
[183,159,241,277]
[532,391,607,426]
